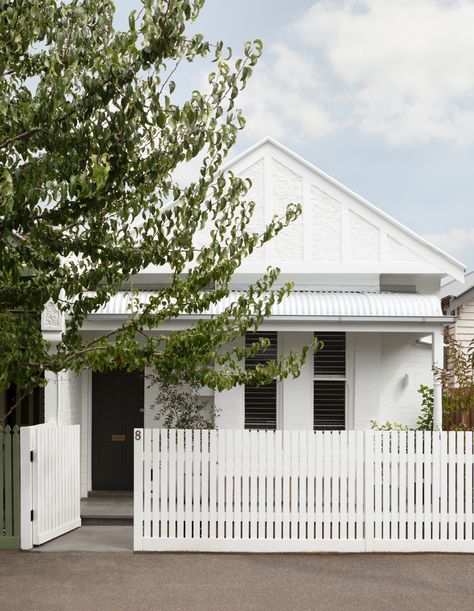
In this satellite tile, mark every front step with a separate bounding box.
[81,492,133,526]
[81,515,133,526]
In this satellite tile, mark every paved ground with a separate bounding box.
[1,551,474,611]
[32,525,133,552]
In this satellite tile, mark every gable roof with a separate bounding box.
[441,271,474,311]
[222,137,465,282]
[441,270,474,299]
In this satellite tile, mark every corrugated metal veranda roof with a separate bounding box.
[83,290,444,321]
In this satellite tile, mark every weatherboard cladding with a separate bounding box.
[83,290,443,319]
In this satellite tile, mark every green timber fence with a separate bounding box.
[0,426,20,549]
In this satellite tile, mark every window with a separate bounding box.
[244,332,278,430]
[313,332,346,431]
[1,378,44,427]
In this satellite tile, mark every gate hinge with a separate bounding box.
[30,450,34,462]
[30,509,34,522]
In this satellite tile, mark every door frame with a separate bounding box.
[80,368,92,498]
[90,369,143,498]
[80,368,147,497]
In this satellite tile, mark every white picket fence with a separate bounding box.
[21,424,81,549]
[134,428,474,552]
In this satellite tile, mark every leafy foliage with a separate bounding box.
[151,376,217,429]
[370,419,411,431]
[434,336,474,430]
[415,384,434,431]
[0,0,314,413]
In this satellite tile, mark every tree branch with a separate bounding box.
[1,391,27,423]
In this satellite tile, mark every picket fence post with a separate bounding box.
[364,430,374,551]
[20,426,33,550]
[0,426,21,550]
[133,428,144,551]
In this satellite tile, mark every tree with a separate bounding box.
[0,0,313,418]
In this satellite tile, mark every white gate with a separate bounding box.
[21,424,81,549]
[134,429,474,553]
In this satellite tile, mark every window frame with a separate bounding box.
[313,332,347,431]
[244,331,279,431]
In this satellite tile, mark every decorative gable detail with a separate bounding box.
[310,186,342,262]
[243,158,265,261]
[223,138,464,281]
[349,212,380,261]
[271,158,303,261]
[387,236,419,262]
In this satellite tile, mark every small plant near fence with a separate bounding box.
[371,385,433,431]
[415,384,434,430]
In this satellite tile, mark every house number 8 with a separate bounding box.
[135,430,142,441]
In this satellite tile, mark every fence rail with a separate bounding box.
[134,429,474,552]
[0,426,21,549]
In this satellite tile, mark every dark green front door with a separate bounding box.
[92,370,144,490]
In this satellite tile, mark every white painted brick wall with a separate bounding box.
[45,371,81,424]
[59,370,82,425]
[44,369,88,496]
[44,369,82,425]
[379,333,432,428]
[352,333,382,430]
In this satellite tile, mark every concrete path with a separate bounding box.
[32,525,133,552]
[1,551,474,610]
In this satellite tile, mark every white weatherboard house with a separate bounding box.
[441,271,474,350]
[40,138,465,498]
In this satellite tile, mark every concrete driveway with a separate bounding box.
[1,551,474,611]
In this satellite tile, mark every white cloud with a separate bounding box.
[423,227,474,264]
[294,0,474,145]
[239,43,336,142]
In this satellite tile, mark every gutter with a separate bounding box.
[82,314,456,324]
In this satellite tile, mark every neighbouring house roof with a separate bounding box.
[441,270,474,315]
[83,290,445,322]
[441,270,474,298]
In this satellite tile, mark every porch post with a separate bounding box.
[432,330,444,431]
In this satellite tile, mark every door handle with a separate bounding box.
[111,434,126,441]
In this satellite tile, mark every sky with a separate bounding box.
[115,0,474,271]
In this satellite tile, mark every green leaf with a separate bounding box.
[157,111,166,128]
[128,10,136,32]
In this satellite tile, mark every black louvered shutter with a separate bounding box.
[245,332,277,430]
[314,332,346,431]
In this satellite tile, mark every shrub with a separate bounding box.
[435,336,474,430]
[416,384,433,431]
[370,420,411,431]
[150,377,218,430]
